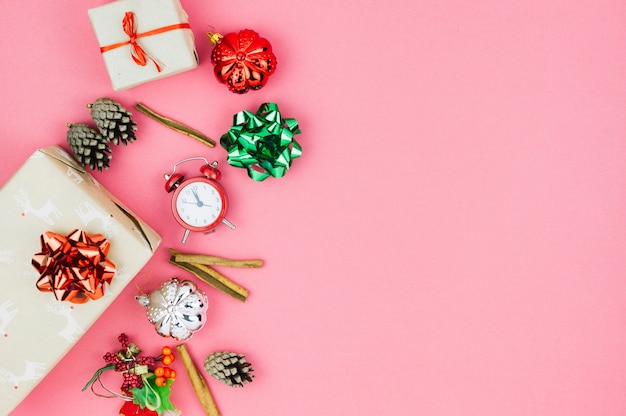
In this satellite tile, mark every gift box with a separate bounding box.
[0,146,162,414]
[88,0,199,90]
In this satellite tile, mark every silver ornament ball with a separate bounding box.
[137,278,208,341]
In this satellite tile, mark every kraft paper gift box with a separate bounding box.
[0,146,162,414]
[88,0,199,90]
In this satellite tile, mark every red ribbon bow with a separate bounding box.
[32,229,116,304]
[100,11,192,73]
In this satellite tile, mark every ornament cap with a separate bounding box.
[136,294,150,307]
[206,32,223,46]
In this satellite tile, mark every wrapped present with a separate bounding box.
[88,0,199,90]
[0,146,162,414]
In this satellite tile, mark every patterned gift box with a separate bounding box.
[0,146,161,414]
[88,0,199,90]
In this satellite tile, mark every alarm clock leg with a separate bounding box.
[181,229,191,244]
[221,218,236,230]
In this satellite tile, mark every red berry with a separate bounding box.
[137,355,156,366]
[118,333,129,349]
[103,352,116,363]
[115,362,128,372]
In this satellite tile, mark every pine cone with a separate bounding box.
[204,351,254,388]
[66,123,112,171]
[88,97,137,145]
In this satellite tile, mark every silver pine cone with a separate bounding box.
[88,97,137,145]
[204,351,255,388]
[66,123,112,171]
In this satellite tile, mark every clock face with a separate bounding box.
[173,179,226,231]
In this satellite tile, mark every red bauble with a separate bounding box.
[209,29,277,94]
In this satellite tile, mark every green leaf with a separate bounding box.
[82,363,116,392]
[131,375,178,415]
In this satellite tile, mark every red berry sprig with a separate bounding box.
[84,334,180,415]
[100,333,159,393]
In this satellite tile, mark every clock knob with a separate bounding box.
[200,163,221,180]
[164,173,184,192]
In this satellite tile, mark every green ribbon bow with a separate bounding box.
[220,102,302,181]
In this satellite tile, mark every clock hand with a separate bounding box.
[191,189,216,207]
[191,189,203,205]
[182,201,214,207]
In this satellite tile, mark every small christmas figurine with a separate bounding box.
[207,29,277,94]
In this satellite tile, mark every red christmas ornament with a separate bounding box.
[207,29,277,94]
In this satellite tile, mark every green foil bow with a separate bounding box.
[220,102,302,181]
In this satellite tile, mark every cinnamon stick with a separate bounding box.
[169,248,263,268]
[169,256,249,302]
[135,102,216,147]
[176,343,220,416]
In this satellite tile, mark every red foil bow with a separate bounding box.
[32,230,116,304]
[100,11,192,72]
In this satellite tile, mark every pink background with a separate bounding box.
[3,0,626,415]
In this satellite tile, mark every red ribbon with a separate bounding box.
[100,11,191,72]
[32,229,116,304]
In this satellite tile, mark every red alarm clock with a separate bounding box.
[164,157,235,244]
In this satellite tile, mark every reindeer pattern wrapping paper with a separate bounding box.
[0,146,161,414]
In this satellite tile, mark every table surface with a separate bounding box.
[3,0,626,415]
